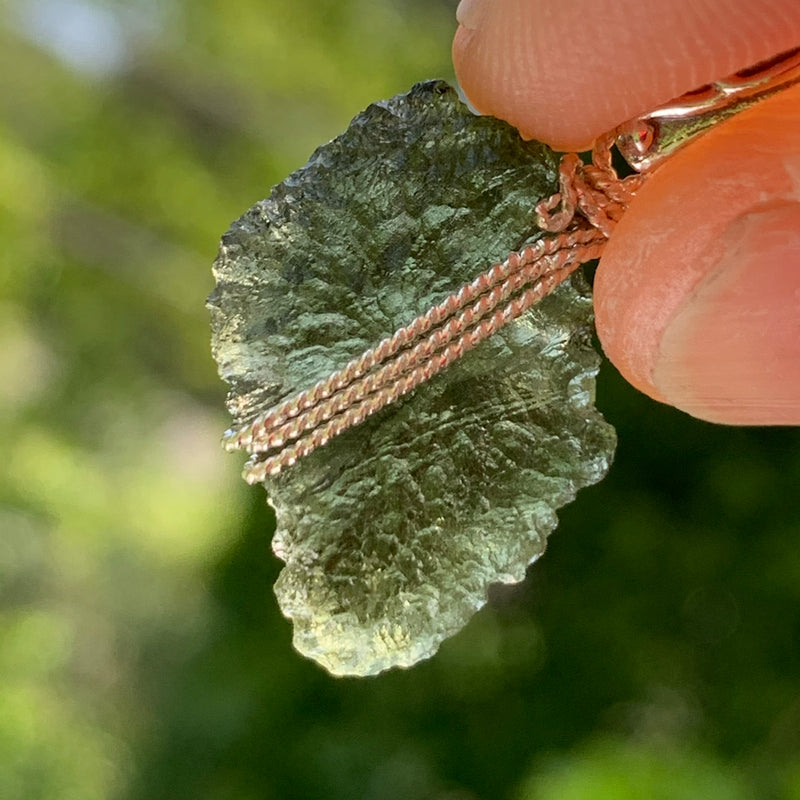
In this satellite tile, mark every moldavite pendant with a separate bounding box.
[209,81,616,677]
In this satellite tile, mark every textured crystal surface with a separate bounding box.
[209,81,616,676]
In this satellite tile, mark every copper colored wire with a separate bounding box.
[244,237,605,483]
[224,227,604,452]
[231,229,604,456]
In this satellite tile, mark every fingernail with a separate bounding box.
[654,202,800,424]
[456,0,485,29]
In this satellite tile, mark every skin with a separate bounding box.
[453,0,800,424]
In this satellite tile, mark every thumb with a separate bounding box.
[594,83,800,425]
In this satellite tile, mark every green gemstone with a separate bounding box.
[209,81,616,676]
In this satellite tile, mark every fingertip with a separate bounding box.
[595,84,800,424]
[452,0,603,150]
[655,203,800,423]
[453,0,800,150]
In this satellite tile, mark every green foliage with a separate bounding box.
[518,739,756,800]
[1,0,800,798]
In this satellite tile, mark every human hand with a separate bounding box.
[453,0,800,424]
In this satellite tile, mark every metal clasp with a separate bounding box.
[616,46,800,173]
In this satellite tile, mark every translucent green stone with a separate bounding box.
[209,81,616,676]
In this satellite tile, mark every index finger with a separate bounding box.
[453,0,800,151]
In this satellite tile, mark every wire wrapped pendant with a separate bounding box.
[209,48,800,675]
[210,81,616,675]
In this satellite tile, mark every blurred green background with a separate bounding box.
[2,0,800,798]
